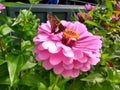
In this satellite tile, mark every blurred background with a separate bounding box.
[4,0,98,5]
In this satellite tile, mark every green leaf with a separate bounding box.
[0,63,10,85]
[0,63,8,77]
[81,73,104,83]
[88,4,99,16]
[21,40,33,51]
[48,85,60,90]
[0,85,9,90]
[7,55,19,86]
[78,9,86,20]
[21,61,36,71]
[49,72,55,85]
[106,67,114,81]
[0,15,12,25]
[106,68,120,84]
[0,75,10,85]
[7,54,28,86]
[0,24,13,35]
[58,77,71,90]
[100,53,110,65]
[38,82,47,90]
[29,0,41,4]
[3,2,25,7]
[12,9,32,26]
[91,81,114,90]
[70,13,79,21]
[114,71,120,84]
[105,0,113,10]
[0,59,6,66]
[0,0,3,3]
[19,72,42,87]
[17,55,28,71]
[85,20,100,27]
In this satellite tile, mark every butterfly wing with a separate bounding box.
[47,14,66,34]
[47,14,59,33]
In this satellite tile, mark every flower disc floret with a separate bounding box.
[63,29,79,39]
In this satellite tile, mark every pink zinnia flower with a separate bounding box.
[0,3,5,13]
[77,12,92,22]
[111,16,119,21]
[117,1,120,10]
[33,20,102,78]
[84,4,94,11]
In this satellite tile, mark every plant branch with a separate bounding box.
[52,75,60,90]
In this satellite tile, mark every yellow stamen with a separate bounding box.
[63,30,79,39]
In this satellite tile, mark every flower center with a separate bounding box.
[62,29,79,47]
[63,30,79,39]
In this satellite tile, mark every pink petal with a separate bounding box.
[53,63,64,74]
[74,22,89,35]
[84,4,94,11]
[34,44,44,53]
[73,49,83,59]
[42,41,60,53]
[37,44,45,51]
[88,57,100,65]
[80,63,91,72]
[71,69,80,78]
[79,51,100,65]
[34,46,40,53]
[61,20,74,29]
[79,36,100,44]
[62,45,74,58]
[37,34,49,41]
[92,51,101,58]
[63,58,73,65]
[51,33,62,40]
[73,22,87,33]
[74,60,83,69]
[63,63,74,70]
[0,4,5,10]
[38,23,51,33]
[49,53,62,65]
[78,55,88,63]
[83,51,92,56]
[35,50,50,61]
[33,36,41,44]
[76,36,102,49]
[62,70,72,77]
[42,60,53,70]
[66,22,74,30]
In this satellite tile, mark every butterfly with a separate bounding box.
[47,14,66,34]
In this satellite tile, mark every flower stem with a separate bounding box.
[0,38,6,60]
[52,75,60,90]
[29,4,33,12]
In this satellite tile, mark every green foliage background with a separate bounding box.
[0,0,120,90]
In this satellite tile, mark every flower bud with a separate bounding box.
[84,4,94,11]
[117,1,120,10]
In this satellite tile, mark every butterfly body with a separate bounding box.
[47,14,66,34]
